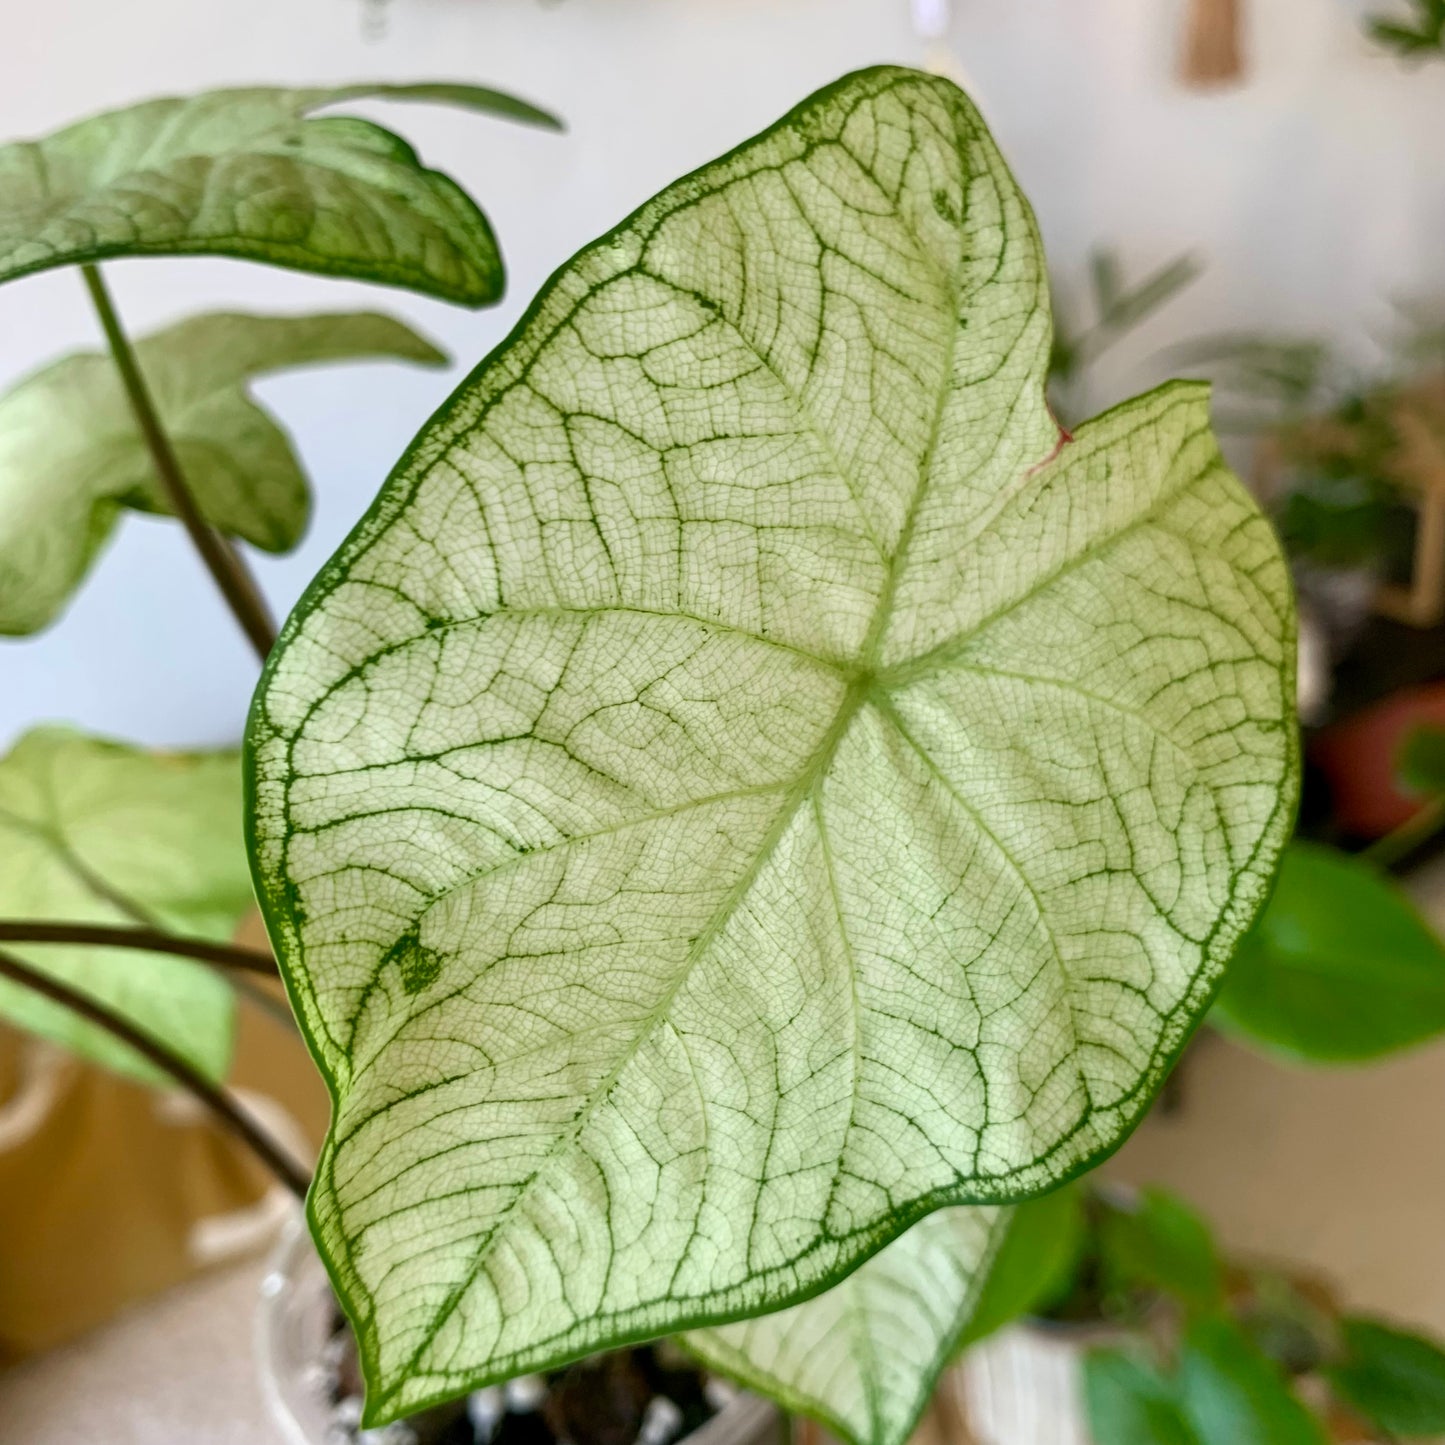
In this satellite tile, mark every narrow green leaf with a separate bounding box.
[0,83,560,304]
[1397,723,1445,797]
[1098,1188,1224,1313]
[1369,18,1444,54]
[1089,249,1124,316]
[0,727,251,1083]
[1325,1317,1445,1438]
[329,83,562,129]
[246,66,1297,1423]
[1083,1349,1202,1445]
[685,1208,1005,1445]
[0,311,446,635]
[955,1184,1086,1349]
[1177,1318,1328,1445]
[1102,255,1204,337]
[1213,842,1445,1062]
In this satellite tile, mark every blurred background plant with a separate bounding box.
[962,1181,1445,1444]
[950,247,1445,1445]
[1369,0,1445,59]
[1047,247,1203,426]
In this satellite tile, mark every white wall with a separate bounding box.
[1,0,1441,749]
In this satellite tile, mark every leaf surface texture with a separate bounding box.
[247,67,1297,1420]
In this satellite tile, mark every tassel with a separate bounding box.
[1180,0,1246,87]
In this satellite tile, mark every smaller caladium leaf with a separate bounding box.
[0,83,561,304]
[0,727,252,1083]
[684,1208,1004,1445]
[0,310,446,634]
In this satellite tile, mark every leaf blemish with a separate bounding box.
[384,930,445,995]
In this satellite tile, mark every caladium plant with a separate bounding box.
[0,727,252,1083]
[15,53,1435,1445]
[246,65,1297,1429]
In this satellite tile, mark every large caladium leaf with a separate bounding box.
[0,83,560,304]
[685,1207,1004,1445]
[0,728,253,1082]
[0,310,445,634]
[247,66,1297,1421]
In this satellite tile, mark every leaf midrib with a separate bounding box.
[369,670,878,1406]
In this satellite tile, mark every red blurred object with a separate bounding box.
[1310,682,1445,837]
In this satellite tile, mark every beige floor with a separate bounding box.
[0,1254,286,1444]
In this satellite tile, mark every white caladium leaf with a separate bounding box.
[686,1207,1006,1445]
[0,310,446,634]
[0,83,560,304]
[0,728,252,1083]
[248,66,1297,1423]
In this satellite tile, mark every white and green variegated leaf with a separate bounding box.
[686,1207,1005,1445]
[247,66,1297,1423]
[0,310,446,634]
[0,727,252,1083]
[0,83,560,304]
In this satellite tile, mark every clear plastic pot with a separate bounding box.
[255,1213,781,1445]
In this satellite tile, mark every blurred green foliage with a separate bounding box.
[1369,0,1445,59]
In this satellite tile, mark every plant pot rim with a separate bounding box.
[255,1209,778,1445]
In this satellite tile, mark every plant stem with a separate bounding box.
[0,946,310,1200]
[80,263,278,662]
[0,919,300,1036]
[1365,798,1445,871]
[0,920,277,975]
